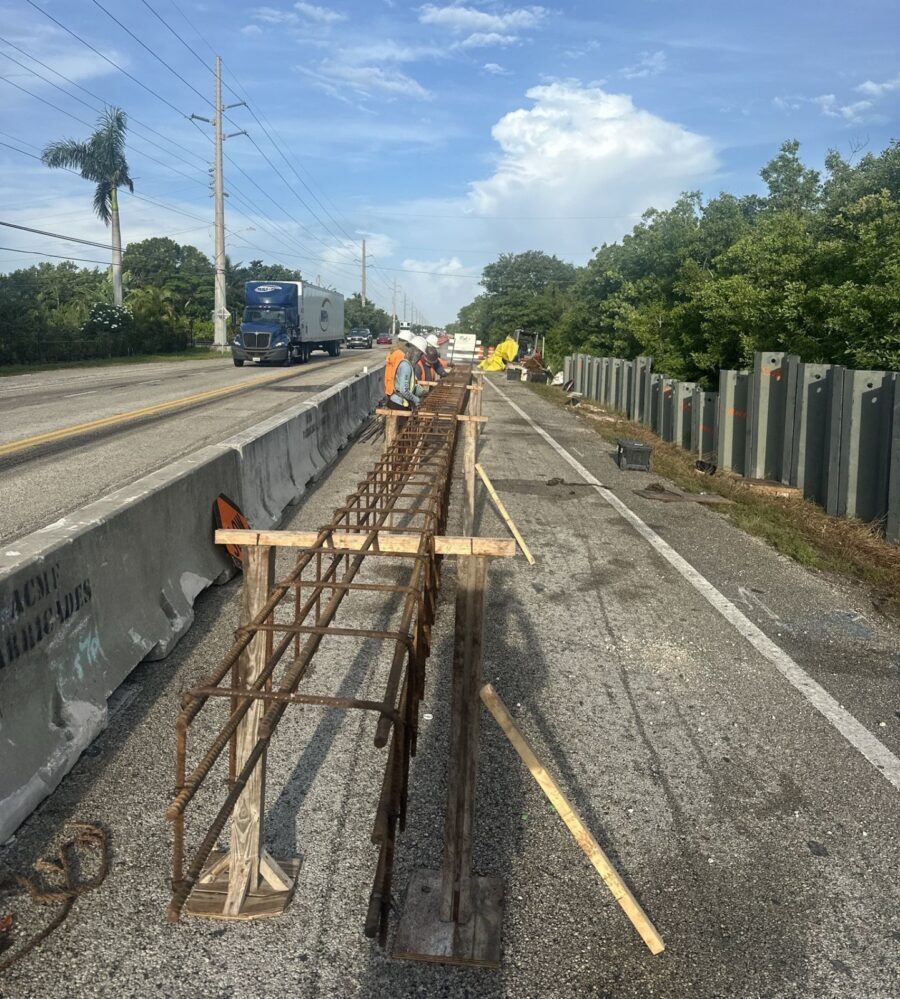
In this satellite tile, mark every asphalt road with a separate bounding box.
[1,375,898,998]
[0,349,388,543]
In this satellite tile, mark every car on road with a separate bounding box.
[376,333,392,345]
[347,327,373,349]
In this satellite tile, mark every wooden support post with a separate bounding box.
[376,407,411,454]
[224,544,275,914]
[463,419,477,536]
[385,410,399,452]
[393,554,503,968]
[185,545,301,920]
[480,683,666,956]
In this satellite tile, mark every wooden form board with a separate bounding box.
[215,529,516,558]
[375,408,486,424]
[480,683,666,956]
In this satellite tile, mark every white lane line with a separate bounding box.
[63,390,97,399]
[488,379,900,793]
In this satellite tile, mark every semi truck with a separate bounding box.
[232,281,344,366]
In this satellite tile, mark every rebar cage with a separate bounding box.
[166,367,475,941]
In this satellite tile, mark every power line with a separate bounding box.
[0,220,109,248]
[86,0,363,277]
[24,0,192,121]
[0,134,211,226]
[89,0,214,111]
[140,0,214,75]
[0,66,208,190]
[0,245,109,265]
[0,33,209,169]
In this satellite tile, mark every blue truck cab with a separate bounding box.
[232,281,344,366]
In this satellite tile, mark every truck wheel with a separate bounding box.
[334,342,341,357]
[233,358,244,367]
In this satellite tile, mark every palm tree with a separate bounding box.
[42,107,134,307]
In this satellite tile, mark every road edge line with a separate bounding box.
[487,378,900,793]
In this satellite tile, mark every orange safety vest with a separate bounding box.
[385,348,405,396]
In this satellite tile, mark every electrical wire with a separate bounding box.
[0,33,209,169]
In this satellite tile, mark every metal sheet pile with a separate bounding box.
[166,367,473,941]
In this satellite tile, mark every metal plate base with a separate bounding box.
[393,868,504,968]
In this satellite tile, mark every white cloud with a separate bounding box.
[621,50,666,79]
[251,2,346,26]
[856,74,900,98]
[373,80,717,323]
[815,94,875,123]
[419,4,546,49]
[241,24,263,34]
[342,39,446,63]
[459,31,520,49]
[294,1,346,23]
[252,5,296,23]
[483,62,512,76]
[772,95,801,112]
[418,4,546,33]
[298,63,432,101]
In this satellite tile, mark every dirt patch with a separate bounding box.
[527,382,900,617]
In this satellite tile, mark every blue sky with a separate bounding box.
[1,0,898,323]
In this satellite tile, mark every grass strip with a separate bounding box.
[0,350,230,377]
[526,382,900,616]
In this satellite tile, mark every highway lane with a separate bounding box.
[0,348,388,544]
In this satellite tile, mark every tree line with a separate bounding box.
[0,105,398,367]
[450,139,900,384]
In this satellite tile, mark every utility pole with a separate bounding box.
[361,239,367,306]
[391,279,397,337]
[403,291,407,324]
[191,56,246,350]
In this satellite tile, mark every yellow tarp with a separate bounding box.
[479,336,519,370]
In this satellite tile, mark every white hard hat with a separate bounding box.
[425,333,439,348]
[397,329,413,344]
[410,334,428,353]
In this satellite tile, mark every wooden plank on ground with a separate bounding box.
[475,463,535,565]
[479,683,666,956]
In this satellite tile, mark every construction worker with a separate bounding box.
[415,333,448,382]
[387,334,428,410]
[384,328,413,403]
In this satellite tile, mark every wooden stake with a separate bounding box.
[474,463,535,565]
[479,683,666,956]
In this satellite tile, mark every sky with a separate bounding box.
[1,0,898,324]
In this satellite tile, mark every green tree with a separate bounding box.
[344,293,392,336]
[42,107,134,307]
[760,140,821,214]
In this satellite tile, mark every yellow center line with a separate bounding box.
[0,366,313,458]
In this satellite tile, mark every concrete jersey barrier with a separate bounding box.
[0,363,386,843]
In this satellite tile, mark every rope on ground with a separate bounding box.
[0,822,109,973]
